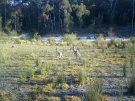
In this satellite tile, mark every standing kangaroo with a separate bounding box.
[72,46,81,60]
[56,48,63,59]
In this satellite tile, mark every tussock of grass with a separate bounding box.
[86,79,103,101]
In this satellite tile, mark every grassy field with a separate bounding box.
[0,36,135,101]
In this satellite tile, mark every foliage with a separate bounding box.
[76,3,90,27]
[35,67,46,75]
[130,37,135,44]
[57,75,66,84]
[97,34,105,48]
[128,69,135,95]
[26,69,35,80]
[63,33,77,45]
[33,32,41,40]
[47,37,56,45]
[108,39,117,47]
[19,73,27,83]
[35,58,42,67]
[42,83,55,94]
[75,68,85,85]
[86,79,103,101]
[0,48,10,63]
[0,0,133,35]
[61,83,69,90]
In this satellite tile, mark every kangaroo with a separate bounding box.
[56,48,63,59]
[72,46,81,60]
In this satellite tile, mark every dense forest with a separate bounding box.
[0,0,135,36]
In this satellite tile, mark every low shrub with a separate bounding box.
[19,73,27,83]
[86,79,103,101]
[96,34,106,48]
[33,32,41,40]
[35,67,46,75]
[75,68,85,85]
[107,39,117,48]
[62,33,77,45]
[26,69,35,80]
[42,83,55,94]
[35,58,42,67]
[57,75,66,84]
[47,37,56,45]
[130,37,135,43]
[0,48,10,63]
[61,83,69,90]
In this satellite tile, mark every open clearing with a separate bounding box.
[0,40,135,101]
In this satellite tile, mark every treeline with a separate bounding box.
[0,0,134,36]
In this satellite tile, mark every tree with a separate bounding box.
[61,0,73,32]
[39,3,53,33]
[76,3,90,27]
[11,7,22,32]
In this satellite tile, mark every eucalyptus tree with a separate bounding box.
[11,6,22,32]
[61,0,73,32]
[0,0,11,29]
[76,3,90,27]
[39,3,53,33]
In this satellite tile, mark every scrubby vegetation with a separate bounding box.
[0,35,135,101]
[0,1,135,100]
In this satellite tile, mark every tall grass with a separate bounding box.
[126,43,135,95]
[128,69,135,95]
[76,68,85,85]
[117,86,124,101]
[86,79,103,101]
[26,69,35,81]
[0,47,10,63]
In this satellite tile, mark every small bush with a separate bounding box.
[26,69,35,80]
[14,39,27,44]
[47,37,56,45]
[61,83,69,90]
[19,73,27,83]
[35,67,46,75]
[63,33,77,45]
[108,39,116,48]
[42,83,55,94]
[57,75,66,84]
[128,69,135,95]
[75,68,85,85]
[130,37,135,43]
[33,32,41,40]
[86,79,103,101]
[35,58,42,67]
[96,34,106,48]
[0,92,16,101]
[126,43,135,54]
[0,48,10,63]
